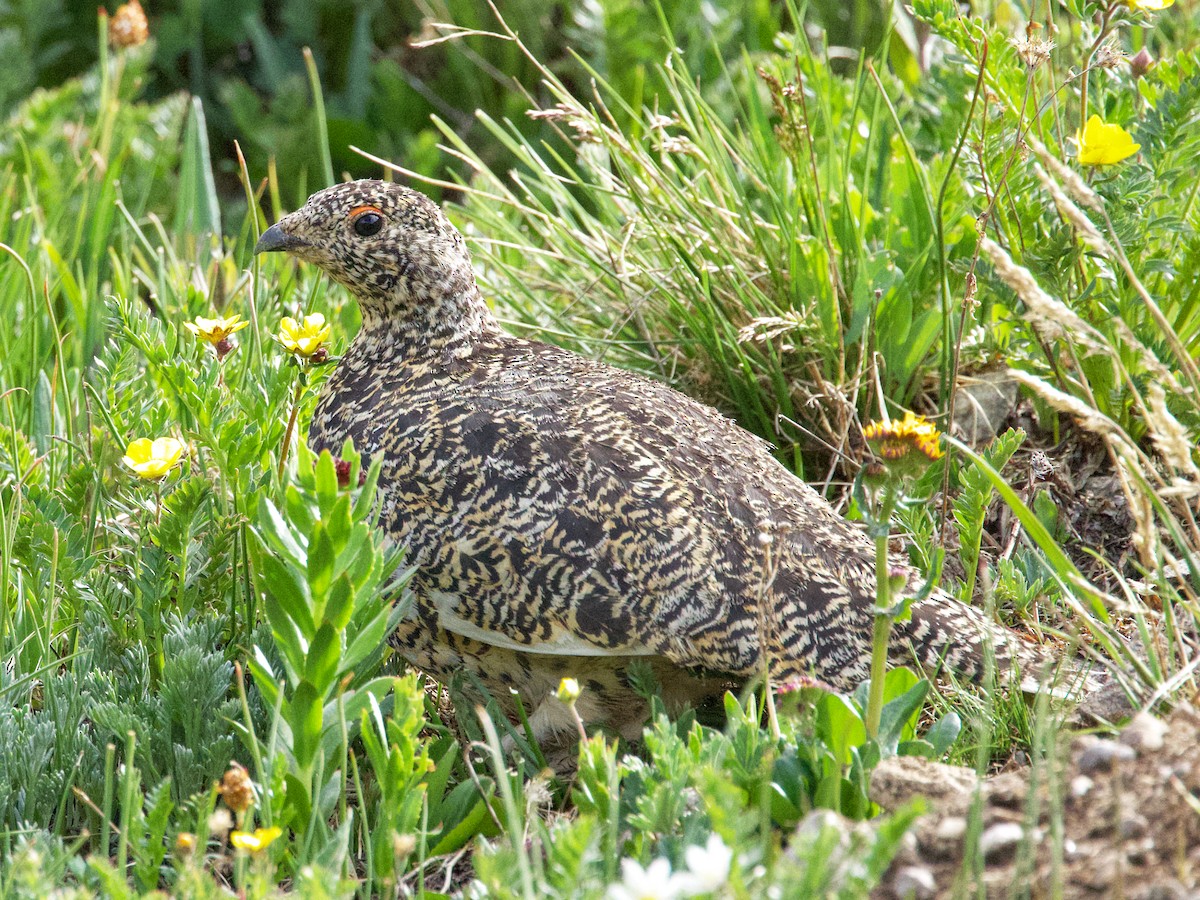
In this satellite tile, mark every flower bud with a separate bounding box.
[109,0,148,49]
[556,677,581,705]
[175,832,197,858]
[1128,47,1154,78]
[217,763,255,814]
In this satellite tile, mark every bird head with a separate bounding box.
[255,180,489,347]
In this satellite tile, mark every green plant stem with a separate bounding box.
[303,47,335,189]
[1078,4,1115,127]
[865,486,897,739]
[100,742,116,859]
[117,730,137,876]
[278,375,304,483]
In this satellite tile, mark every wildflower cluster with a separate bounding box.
[607,835,733,900]
[863,412,943,466]
[108,0,148,49]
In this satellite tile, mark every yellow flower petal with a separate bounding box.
[278,312,331,358]
[556,677,582,704]
[1125,0,1173,10]
[229,826,282,853]
[185,314,249,345]
[863,412,944,463]
[122,436,185,479]
[1076,115,1140,166]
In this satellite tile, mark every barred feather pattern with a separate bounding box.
[257,180,1067,742]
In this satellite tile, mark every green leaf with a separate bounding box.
[257,551,316,639]
[816,694,866,766]
[174,97,221,237]
[256,496,307,564]
[290,680,324,771]
[325,572,355,632]
[307,522,335,605]
[304,622,341,695]
[32,369,54,454]
[923,711,962,756]
[353,458,385,523]
[342,602,398,673]
[877,678,929,755]
[283,773,312,829]
[429,796,499,856]
[314,451,340,517]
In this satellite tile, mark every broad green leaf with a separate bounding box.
[307,522,335,605]
[304,622,341,694]
[290,681,324,771]
[256,551,316,638]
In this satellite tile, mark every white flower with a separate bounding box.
[607,857,683,900]
[675,834,733,896]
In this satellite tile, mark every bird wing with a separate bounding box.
[407,341,848,677]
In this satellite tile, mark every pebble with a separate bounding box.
[1063,838,1082,861]
[1119,712,1168,752]
[922,816,967,860]
[1070,775,1094,798]
[979,822,1025,862]
[891,865,937,900]
[1076,737,1136,774]
[1119,812,1148,839]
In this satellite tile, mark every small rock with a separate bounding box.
[979,822,1025,862]
[1132,879,1190,900]
[1069,678,1136,727]
[935,816,967,842]
[1119,712,1168,752]
[1119,812,1148,839]
[951,370,1018,444]
[891,865,937,899]
[1075,736,1136,774]
[870,755,977,814]
[986,772,1027,809]
[920,816,967,861]
[1070,775,1094,797]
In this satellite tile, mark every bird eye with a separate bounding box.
[352,211,383,237]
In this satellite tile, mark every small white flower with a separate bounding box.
[607,857,683,900]
[676,834,733,896]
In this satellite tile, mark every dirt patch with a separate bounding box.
[871,704,1200,898]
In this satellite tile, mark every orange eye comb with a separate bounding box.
[349,205,383,219]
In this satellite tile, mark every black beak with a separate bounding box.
[254,223,306,254]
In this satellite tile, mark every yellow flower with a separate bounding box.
[184,314,249,346]
[556,677,582,704]
[863,412,944,463]
[122,437,185,479]
[1076,115,1140,166]
[229,826,282,853]
[1125,0,1173,10]
[108,0,149,49]
[278,313,331,358]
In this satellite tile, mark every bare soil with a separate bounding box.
[872,703,1200,898]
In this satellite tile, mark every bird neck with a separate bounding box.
[353,277,501,364]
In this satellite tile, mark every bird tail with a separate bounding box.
[898,592,1102,698]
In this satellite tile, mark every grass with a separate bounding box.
[1,0,1199,896]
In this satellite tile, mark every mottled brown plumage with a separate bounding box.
[255,180,1078,743]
